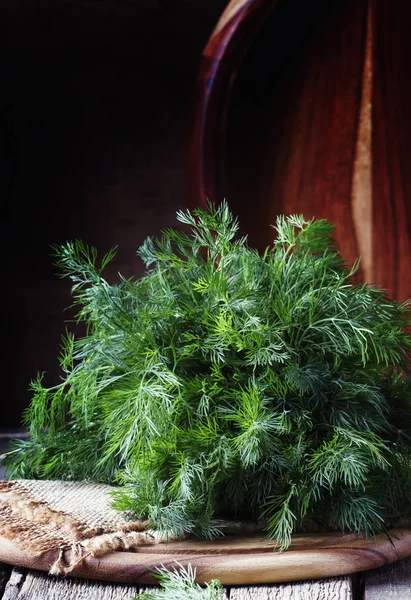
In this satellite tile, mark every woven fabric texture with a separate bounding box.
[0,479,157,574]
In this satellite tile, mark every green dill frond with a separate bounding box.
[4,201,411,550]
[135,562,224,600]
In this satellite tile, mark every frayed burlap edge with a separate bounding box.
[0,480,266,576]
[0,480,160,575]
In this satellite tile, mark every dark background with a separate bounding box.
[1,0,227,427]
[3,0,411,428]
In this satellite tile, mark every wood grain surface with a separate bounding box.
[0,527,411,586]
[223,0,369,260]
[263,0,368,271]
[0,564,12,599]
[351,1,373,284]
[371,0,411,300]
[1,570,25,600]
[6,572,140,600]
[188,0,411,301]
[364,556,411,599]
[186,0,279,212]
[229,578,353,599]
[0,567,144,600]
[0,565,356,600]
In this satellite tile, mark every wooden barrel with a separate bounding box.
[187,0,411,301]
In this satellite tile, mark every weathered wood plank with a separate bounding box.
[0,563,12,598]
[364,556,411,599]
[0,573,227,600]
[0,569,355,600]
[2,569,26,600]
[12,571,139,600]
[229,577,353,599]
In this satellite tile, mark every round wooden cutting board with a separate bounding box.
[1,528,411,585]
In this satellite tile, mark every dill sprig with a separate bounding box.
[3,202,411,549]
[135,563,224,600]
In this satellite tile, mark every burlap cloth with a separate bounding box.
[0,480,261,577]
[0,479,158,575]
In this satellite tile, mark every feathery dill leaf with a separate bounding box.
[3,202,411,549]
[135,563,224,599]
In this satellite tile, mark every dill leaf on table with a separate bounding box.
[135,563,224,600]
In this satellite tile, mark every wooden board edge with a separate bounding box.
[0,527,411,585]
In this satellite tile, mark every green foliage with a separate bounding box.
[135,563,224,600]
[4,202,411,549]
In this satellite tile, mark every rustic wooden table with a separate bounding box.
[0,562,409,600]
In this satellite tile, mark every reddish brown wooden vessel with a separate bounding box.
[187,0,411,301]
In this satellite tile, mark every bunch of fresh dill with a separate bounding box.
[4,202,411,549]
